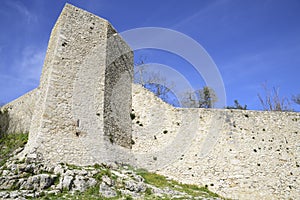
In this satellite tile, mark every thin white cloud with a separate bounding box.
[0,45,44,104]
[19,46,45,84]
[6,0,37,24]
[172,0,228,29]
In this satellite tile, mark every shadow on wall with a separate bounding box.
[0,108,10,138]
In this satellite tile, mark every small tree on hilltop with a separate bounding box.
[198,86,218,108]
[181,86,218,108]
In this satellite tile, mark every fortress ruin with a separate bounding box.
[2,4,300,199]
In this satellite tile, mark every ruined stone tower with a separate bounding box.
[22,4,133,165]
[3,3,300,199]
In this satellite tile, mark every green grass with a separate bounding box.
[65,163,82,170]
[93,168,112,182]
[0,132,28,167]
[136,168,223,199]
[6,163,225,200]
[0,131,225,199]
[37,186,122,200]
[136,169,168,188]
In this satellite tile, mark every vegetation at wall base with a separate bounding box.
[0,132,28,167]
[0,154,226,199]
[0,108,10,138]
[136,168,222,199]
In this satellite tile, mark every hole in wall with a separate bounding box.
[62,42,67,47]
[130,113,135,120]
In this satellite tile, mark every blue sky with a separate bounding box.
[0,0,299,110]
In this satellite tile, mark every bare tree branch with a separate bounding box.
[258,83,292,111]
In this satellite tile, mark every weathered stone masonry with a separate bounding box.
[132,84,300,199]
[2,4,300,200]
[5,4,133,166]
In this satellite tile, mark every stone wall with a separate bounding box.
[3,4,300,199]
[20,4,133,166]
[132,83,300,199]
[2,89,37,134]
[104,24,133,148]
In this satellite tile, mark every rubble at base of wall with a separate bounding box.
[0,150,222,200]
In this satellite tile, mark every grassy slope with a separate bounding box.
[0,133,28,166]
[0,133,225,200]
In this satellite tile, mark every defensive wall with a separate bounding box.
[132,84,300,199]
[2,89,37,134]
[2,4,300,199]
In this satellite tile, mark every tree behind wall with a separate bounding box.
[134,57,218,108]
[226,100,247,110]
[181,86,218,108]
[134,60,178,106]
[258,84,292,111]
[292,94,300,105]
